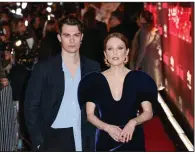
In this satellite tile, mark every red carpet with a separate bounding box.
[143,116,176,151]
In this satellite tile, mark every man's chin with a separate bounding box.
[65,49,79,54]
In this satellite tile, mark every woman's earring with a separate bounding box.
[124,55,129,64]
[104,57,110,67]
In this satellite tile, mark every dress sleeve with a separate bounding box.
[78,72,98,109]
[137,71,158,105]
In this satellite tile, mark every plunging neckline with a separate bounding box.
[99,71,132,102]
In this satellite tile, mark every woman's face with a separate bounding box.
[4,51,11,61]
[136,17,142,27]
[104,37,129,67]
[139,14,146,24]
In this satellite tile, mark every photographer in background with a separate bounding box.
[0,25,18,151]
[12,18,38,71]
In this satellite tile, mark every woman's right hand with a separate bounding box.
[104,125,122,142]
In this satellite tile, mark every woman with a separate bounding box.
[78,33,158,151]
[135,10,163,89]
[38,19,61,61]
[129,12,142,70]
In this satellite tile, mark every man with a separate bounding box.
[108,10,131,49]
[109,10,126,35]
[0,59,9,89]
[31,15,42,42]
[24,16,100,151]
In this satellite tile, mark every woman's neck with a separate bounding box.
[108,65,129,76]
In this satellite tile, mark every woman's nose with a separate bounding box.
[113,49,117,55]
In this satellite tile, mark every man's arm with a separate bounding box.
[24,63,45,150]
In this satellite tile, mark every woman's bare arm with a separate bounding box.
[86,102,122,142]
[119,101,153,142]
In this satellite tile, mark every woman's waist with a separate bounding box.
[97,124,143,135]
[96,126,144,151]
[101,117,138,126]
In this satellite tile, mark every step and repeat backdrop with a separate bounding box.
[145,2,194,130]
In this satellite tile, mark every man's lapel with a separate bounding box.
[80,55,88,78]
[51,54,65,102]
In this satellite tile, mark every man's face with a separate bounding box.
[136,18,142,27]
[4,50,11,60]
[0,13,9,22]
[139,14,146,24]
[109,16,119,28]
[17,21,26,34]
[3,25,11,40]
[57,24,83,53]
[35,17,41,27]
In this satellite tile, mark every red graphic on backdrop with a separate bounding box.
[163,24,168,38]
[170,56,174,72]
[163,54,169,66]
[176,66,184,81]
[168,5,192,43]
[145,2,194,130]
[187,70,192,90]
[162,2,168,9]
[185,110,194,129]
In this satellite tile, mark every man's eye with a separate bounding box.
[75,34,80,37]
[63,34,69,37]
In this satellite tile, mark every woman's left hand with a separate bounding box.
[119,119,137,143]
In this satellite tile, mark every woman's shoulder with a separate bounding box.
[128,70,156,84]
[82,71,101,80]
[80,71,102,86]
[135,70,150,77]
[135,71,157,90]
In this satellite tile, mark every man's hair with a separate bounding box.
[58,15,84,34]
[141,10,154,26]
[110,10,123,22]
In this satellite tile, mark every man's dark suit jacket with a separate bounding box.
[24,53,100,151]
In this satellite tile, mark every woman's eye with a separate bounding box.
[118,47,123,50]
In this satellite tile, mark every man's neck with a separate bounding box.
[61,50,80,66]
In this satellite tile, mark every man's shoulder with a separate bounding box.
[82,55,99,66]
[81,55,100,73]
[96,20,106,26]
[35,54,61,69]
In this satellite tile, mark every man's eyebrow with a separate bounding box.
[74,33,81,35]
[62,33,81,35]
[62,33,70,35]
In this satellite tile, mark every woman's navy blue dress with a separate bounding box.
[78,71,158,151]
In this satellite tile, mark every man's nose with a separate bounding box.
[70,36,75,43]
